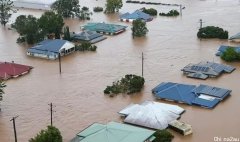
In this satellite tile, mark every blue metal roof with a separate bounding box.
[192,97,220,109]
[120,10,153,21]
[28,39,68,54]
[152,82,231,109]
[194,84,231,100]
[71,31,103,41]
[229,32,240,40]
[152,82,197,105]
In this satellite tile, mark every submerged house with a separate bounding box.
[181,61,235,79]
[82,23,127,35]
[27,39,75,60]
[120,10,153,22]
[216,45,240,56]
[0,61,32,80]
[119,101,185,130]
[152,82,231,109]
[71,121,156,142]
[229,32,240,41]
[71,30,107,44]
[13,0,56,10]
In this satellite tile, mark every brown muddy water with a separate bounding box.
[0,0,240,142]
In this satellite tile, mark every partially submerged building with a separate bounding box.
[71,121,156,142]
[119,101,185,130]
[216,45,240,56]
[181,61,235,79]
[152,82,231,109]
[168,120,193,136]
[120,10,153,22]
[13,0,56,10]
[82,23,127,35]
[229,32,240,41]
[27,39,75,60]
[0,61,32,80]
[71,31,107,44]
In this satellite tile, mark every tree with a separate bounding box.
[38,11,64,39]
[76,6,92,20]
[29,126,62,142]
[0,80,6,100]
[105,0,122,13]
[197,26,228,39]
[153,130,174,142]
[0,0,15,26]
[132,19,148,37]
[142,8,157,16]
[11,15,44,44]
[63,26,71,41]
[221,47,240,62]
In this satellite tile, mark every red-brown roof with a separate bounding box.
[0,62,33,80]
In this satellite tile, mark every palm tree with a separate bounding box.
[0,80,6,101]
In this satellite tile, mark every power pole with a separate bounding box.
[180,5,182,16]
[199,19,203,29]
[49,103,53,126]
[58,53,61,74]
[142,52,144,77]
[10,116,19,142]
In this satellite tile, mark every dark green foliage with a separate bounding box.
[153,130,174,142]
[132,19,148,37]
[0,80,6,101]
[221,47,240,62]
[29,126,62,142]
[93,7,103,12]
[38,11,64,39]
[63,26,71,41]
[75,42,97,51]
[105,0,123,13]
[159,10,179,16]
[0,0,15,26]
[51,0,91,20]
[11,15,44,44]
[104,74,145,96]
[142,8,157,16]
[197,26,228,39]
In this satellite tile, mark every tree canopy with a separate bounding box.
[132,19,148,37]
[11,15,43,44]
[221,47,240,62]
[0,0,15,26]
[51,0,91,20]
[38,11,64,39]
[153,130,174,142]
[29,126,62,142]
[0,80,6,100]
[197,26,228,39]
[105,0,123,13]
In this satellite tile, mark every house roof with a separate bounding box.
[71,31,107,43]
[194,84,231,99]
[152,82,197,105]
[120,10,153,21]
[0,62,32,80]
[229,32,240,40]
[152,82,231,109]
[71,121,155,142]
[82,23,127,34]
[181,61,235,79]
[119,101,185,130]
[187,72,208,80]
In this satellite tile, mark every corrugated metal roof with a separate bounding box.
[229,32,240,40]
[181,61,235,79]
[120,10,153,21]
[82,23,127,34]
[153,82,197,105]
[71,122,155,142]
[119,101,185,130]
[152,82,231,109]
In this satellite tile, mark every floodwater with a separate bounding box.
[0,0,240,141]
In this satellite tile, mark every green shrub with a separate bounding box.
[153,130,174,142]
[75,42,97,51]
[104,74,145,96]
[221,47,240,62]
[132,19,148,37]
[197,26,228,39]
[142,8,157,16]
[159,10,179,16]
[93,7,103,12]
[29,126,62,142]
